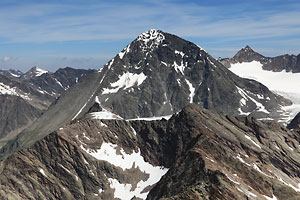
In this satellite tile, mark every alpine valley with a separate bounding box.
[1,29,300,200]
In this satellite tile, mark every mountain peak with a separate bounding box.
[244,45,253,51]
[238,45,256,54]
[232,45,266,63]
[29,66,48,77]
[136,29,165,49]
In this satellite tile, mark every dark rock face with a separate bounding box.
[287,112,300,130]
[0,67,95,141]
[221,45,300,73]
[1,104,300,199]
[0,95,41,141]
[84,30,288,120]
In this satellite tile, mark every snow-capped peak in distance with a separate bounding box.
[31,66,48,77]
[20,66,49,80]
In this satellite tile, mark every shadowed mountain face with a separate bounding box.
[0,67,95,141]
[93,30,288,120]
[0,29,290,161]
[1,104,300,199]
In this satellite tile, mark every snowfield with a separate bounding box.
[81,142,168,199]
[229,61,300,122]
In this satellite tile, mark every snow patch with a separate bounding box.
[236,154,250,166]
[236,86,269,114]
[90,107,123,120]
[263,194,278,200]
[161,61,167,66]
[102,72,147,94]
[39,169,47,177]
[127,115,172,121]
[35,67,48,76]
[175,50,185,57]
[119,45,130,59]
[173,61,186,75]
[137,29,165,46]
[81,142,168,199]
[185,79,195,103]
[245,135,261,149]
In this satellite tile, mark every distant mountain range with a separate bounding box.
[220,45,300,72]
[1,30,300,199]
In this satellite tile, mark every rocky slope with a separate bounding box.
[0,67,95,141]
[1,104,300,199]
[0,95,41,143]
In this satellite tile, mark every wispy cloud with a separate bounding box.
[2,56,11,62]
[0,1,299,44]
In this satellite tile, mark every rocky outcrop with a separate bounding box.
[1,104,300,199]
[147,105,300,199]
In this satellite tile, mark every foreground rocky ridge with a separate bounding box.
[1,104,300,199]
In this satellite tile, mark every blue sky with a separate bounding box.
[0,0,300,72]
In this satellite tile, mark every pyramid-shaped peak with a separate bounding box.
[28,66,48,76]
[243,45,254,51]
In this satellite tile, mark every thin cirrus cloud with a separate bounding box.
[0,0,300,70]
[0,1,299,43]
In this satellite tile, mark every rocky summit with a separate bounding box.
[1,104,300,199]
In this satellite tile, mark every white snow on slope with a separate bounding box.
[0,82,19,96]
[245,135,261,149]
[236,86,269,114]
[35,67,48,76]
[39,169,47,177]
[185,79,195,103]
[175,50,185,57]
[127,115,172,121]
[173,61,186,75]
[230,61,300,122]
[90,108,123,120]
[119,45,131,59]
[102,72,147,94]
[72,91,96,120]
[263,194,278,200]
[137,29,165,45]
[0,82,30,100]
[81,142,168,199]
